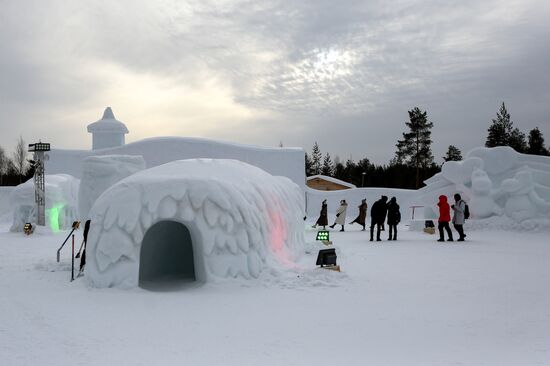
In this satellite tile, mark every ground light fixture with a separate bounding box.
[316,230,332,245]
[316,248,339,271]
[24,223,33,235]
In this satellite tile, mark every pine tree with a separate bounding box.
[394,107,434,188]
[311,142,322,175]
[321,153,333,176]
[305,152,314,176]
[333,161,346,181]
[508,127,527,153]
[12,136,28,184]
[527,127,548,155]
[443,145,463,162]
[344,158,357,185]
[486,102,513,147]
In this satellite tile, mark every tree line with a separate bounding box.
[0,137,34,186]
[485,102,549,155]
[306,103,549,189]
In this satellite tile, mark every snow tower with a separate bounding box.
[87,107,129,150]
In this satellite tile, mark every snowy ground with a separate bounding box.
[1,222,549,366]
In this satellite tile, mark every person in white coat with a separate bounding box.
[451,193,467,241]
[330,200,348,232]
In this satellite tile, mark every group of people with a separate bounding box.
[312,196,401,241]
[311,192,468,243]
[437,193,467,242]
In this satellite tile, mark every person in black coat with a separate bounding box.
[312,199,328,229]
[386,197,401,241]
[349,199,367,231]
[370,195,388,242]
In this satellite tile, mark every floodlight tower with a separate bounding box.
[28,142,50,226]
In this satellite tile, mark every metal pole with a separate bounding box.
[71,234,75,282]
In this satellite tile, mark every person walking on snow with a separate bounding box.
[312,199,328,229]
[451,193,467,241]
[330,200,348,231]
[386,197,401,240]
[437,195,454,242]
[370,195,388,241]
[350,199,368,231]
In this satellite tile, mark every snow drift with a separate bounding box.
[78,155,146,220]
[9,174,79,232]
[86,159,305,288]
[416,146,550,222]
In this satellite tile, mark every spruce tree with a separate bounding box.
[486,102,513,147]
[333,161,346,181]
[443,145,463,162]
[311,142,322,175]
[321,153,334,176]
[508,127,527,153]
[527,127,548,155]
[305,152,314,176]
[394,107,434,188]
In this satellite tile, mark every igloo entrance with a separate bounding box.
[139,221,196,289]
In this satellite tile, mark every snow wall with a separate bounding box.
[0,186,15,223]
[86,159,305,289]
[305,187,417,222]
[415,147,550,222]
[78,155,146,220]
[46,137,305,189]
[9,174,80,232]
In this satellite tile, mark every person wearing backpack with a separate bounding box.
[451,193,467,241]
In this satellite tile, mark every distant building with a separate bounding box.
[306,175,356,191]
[87,107,129,150]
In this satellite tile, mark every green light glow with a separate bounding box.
[316,230,329,241]
[47,204,64,233]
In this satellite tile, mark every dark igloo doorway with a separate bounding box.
[139,221,196,290]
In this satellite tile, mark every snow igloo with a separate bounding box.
[85,159,305,289]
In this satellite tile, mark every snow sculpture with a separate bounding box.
[417,147,550,222]
[78,155,146,220]
[9,174,79,232]
[469,168,503,218]
[501,169,550,221]
[86,159,305,288]
[87,107,129,150]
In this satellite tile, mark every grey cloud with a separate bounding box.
[1,0,549,163]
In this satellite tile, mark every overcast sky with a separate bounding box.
[1,0,549,164]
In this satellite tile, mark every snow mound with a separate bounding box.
[78,155,146,220]
[417,147,550,222]
[9,174,79,232]
[465,216,550,233]
[86,159,305,288]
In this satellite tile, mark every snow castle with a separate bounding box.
[45,107,306,189]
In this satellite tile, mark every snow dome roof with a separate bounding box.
[85,159,305,288]
[87,107,129,134]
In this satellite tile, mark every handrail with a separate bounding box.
[56,228,76,262]
[56,221,81,262]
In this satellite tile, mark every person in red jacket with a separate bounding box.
[437,195,454,242]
